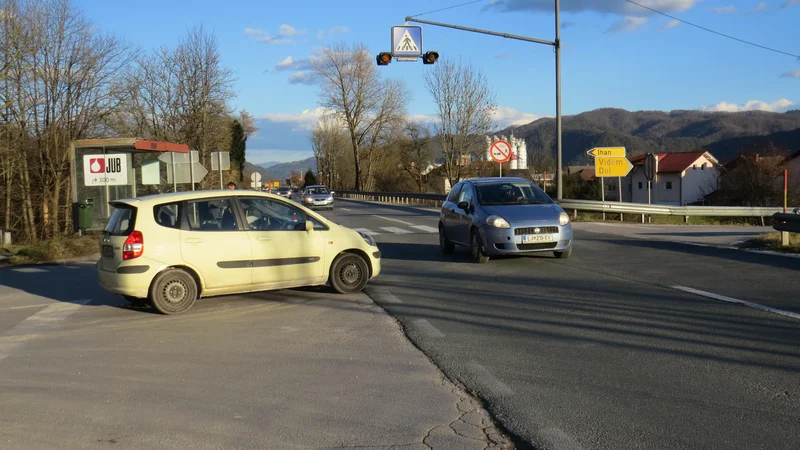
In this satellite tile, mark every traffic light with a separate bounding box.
[422,51,439,64]
[376,52,392,66]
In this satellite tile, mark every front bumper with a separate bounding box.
[304,198,334,208]
[368,249,382,278]
[480,223,573,256]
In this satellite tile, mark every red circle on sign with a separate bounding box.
[490,140,511,163]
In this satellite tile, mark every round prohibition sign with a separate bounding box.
[490,140,512,163]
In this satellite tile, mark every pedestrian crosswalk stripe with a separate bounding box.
[380,227,413,234]
[353,228,380,236]
[411,225,438,233]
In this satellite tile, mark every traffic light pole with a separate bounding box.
[405,0,563,199]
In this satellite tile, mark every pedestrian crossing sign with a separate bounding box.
[392,25,423,59]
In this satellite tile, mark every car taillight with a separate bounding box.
[123,231,144,260]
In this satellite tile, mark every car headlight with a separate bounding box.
[304,196,312,202]
[358,231,376,247]
[486,215,510,228]
[559,212,570,226]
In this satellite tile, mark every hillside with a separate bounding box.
[241,157,318,184]
[495,108,800,165]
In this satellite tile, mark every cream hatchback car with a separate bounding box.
[97,190,381,314]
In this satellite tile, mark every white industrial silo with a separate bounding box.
[517,137,528,170]
[509,138,518,170]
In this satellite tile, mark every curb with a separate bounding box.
[1,253,100,267]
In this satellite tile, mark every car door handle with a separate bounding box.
[256,237,272,242]
[184,238,202,244]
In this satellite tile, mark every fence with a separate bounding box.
[335,190,793,224]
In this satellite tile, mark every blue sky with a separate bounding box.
[75,0,800,164]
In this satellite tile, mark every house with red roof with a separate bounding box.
[622,151,721,205]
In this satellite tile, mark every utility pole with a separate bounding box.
[405,0,563,198]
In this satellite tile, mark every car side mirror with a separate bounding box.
[305,221,314,232]
[457,201,470,211]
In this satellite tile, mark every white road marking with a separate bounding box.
[673,286,800,321]
[11,267,47,273]
[373,215,415,226]
[680,242,710,247]
[353,228,381,236]
[340,208,351,211]
[414,319,444,338]
[467,361,514,396]
[380,292,403,304]
[0,299,91,361]
[380,227,413,234]
[0,303,54,312]
[411,225,439,233]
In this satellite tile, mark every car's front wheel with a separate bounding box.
[554,248,572,259]
[470,229,489,264]
[439,224,455,254]
[148,268,198,315]
[329,253,370,294]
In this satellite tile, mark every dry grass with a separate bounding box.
[745,232,800,253]
[3,233,101,265]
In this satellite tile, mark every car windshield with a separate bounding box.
[306,187,329,195]
[475,182,553,206]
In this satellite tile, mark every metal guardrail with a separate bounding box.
[336,190,792,222]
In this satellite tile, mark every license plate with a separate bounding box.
[522,234,555,243]
[102,245,114,257]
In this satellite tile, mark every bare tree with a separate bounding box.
[398,121,432,192]
[310,114,348,189]
[312,41,409,191]
[424,57,496,188]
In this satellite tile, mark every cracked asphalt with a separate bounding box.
[0,262,512,449]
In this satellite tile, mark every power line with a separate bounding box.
[408,0,485,19]
[624,0,800,59]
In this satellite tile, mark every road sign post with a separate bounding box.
[211,151,231,189]
[250,171,262,190]
[644,153,657,206]
[490,140,511,177]
[588,147,632,220]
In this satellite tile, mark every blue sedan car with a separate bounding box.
[438,177,573,263]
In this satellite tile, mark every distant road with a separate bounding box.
[318,198,800,450]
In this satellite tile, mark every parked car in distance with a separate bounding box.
[301,185,335,210]
[97,190,381,315]
[276,186,292,199]
[438,177,573,263]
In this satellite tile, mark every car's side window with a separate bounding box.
[238,197,309,231]
[186,198,238,231]
[153,202,181,229]
[447,184,462,202]
[458,185,474,206]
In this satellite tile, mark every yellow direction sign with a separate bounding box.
[595,157,633,178]
[587,147,626,158]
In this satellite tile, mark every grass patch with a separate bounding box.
[742,232,800,253]
[3,233,101,265]
[569,212,767,226]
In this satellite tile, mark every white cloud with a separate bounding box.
[287,71,322,85]
[783,0,799,8]
[316,26,349,40]
[659,19,681,31]
[750,2,767,13]
[781,70,800,78]
[260,107,336,131]
[607,16,648,34]
[492,107,547,127]
[699,98,795,113]
[495,53,516,59]
[487,0,699,16]
[244,24,306,45]
[274,56,313,71]
[711,5,736,14]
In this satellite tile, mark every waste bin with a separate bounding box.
[73,198,95,232]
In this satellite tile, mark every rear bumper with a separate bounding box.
[480,224,573,256]
[97,260,159,298]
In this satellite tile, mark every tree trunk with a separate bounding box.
[51,176,62,237]
[19,154,36,242]
[351,137,361,191]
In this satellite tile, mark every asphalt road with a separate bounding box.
[315,198,800,450]
[0,263,511,449]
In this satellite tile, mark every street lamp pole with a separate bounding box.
[405,0,563,199]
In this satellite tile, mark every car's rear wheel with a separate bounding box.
[439,224,455,254]
[554,248,572,259]
[148,268,198,315]
[329,253,369,294]
[470,229,489,264]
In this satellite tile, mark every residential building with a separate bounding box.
[623,151,721,205]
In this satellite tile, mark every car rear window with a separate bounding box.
[104,205,136,236]
[154,202,181,229]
